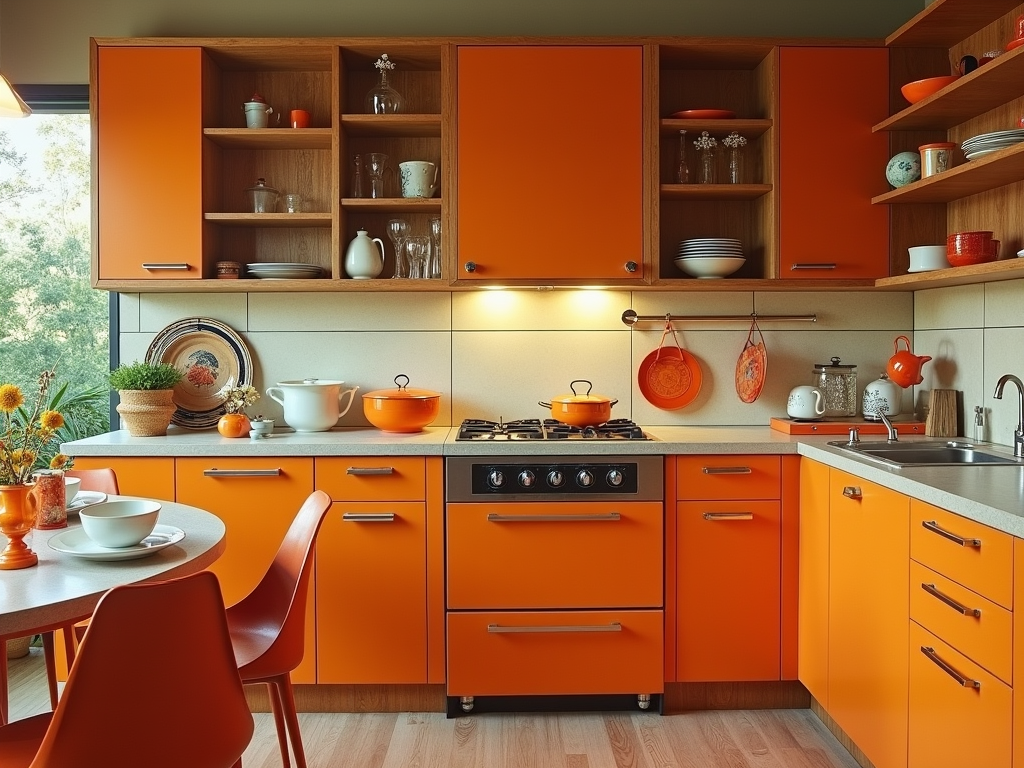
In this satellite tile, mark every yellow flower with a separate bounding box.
[9,449,35,469]
[0,384,24,413]
[49,454,69,470]
[39,410,64,430]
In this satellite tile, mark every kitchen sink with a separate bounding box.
[827,440,1024,468]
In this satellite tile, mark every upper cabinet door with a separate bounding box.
[456,46,644,282]
[779,47,890,279]
[96,46,204,280]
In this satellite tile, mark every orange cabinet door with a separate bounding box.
[96,46,203,280]
[779,47,890,279]
[315,456,426,501]
[69,456,174,501]
[175,457,316,682]
[676,455,781,500]
[828,470,909,768]
[456,46,644,281]
[798,458,830,707]
[676,500,780,682]
[316,502,427,684]
[1013,538,1024,768]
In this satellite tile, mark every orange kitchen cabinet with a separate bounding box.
[675,455,781,500]
[69,456,174,501]
[828,469,909,768]
[676,499,781,681]
[798,457,830,708]
[456,46,644,282]
[95,45,204,280]
[1014,538,1024,768]
[175,457,316,682]
[779,47,890,279]
[315,456,426,502]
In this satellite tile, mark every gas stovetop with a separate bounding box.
[456,418,649,441]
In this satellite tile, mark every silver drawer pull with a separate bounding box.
[922,520,981,548]
[842,486,862,499]
[487,622,622,634]
[486,513,621,523]
[203,468,282,477]
[702,512,754,521]
[702,466,752,475]
[922,583,981,617]
[346,466,394,476]
[342,512,396,522]
[790,263,837,270]
[921,646,981,689]
[141,262,192,270]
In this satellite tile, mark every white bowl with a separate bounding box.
[908,245,950,272]
[79,500,161,548]
[64,476,81,503]
[675,256,745,279]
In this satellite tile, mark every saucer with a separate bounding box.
[48,524,185,561]
[66,491,107,517]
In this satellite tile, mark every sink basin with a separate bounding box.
[827,440,1024,468]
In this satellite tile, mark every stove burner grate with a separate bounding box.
[456,418,647,441]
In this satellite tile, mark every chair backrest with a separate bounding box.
[227,489,332,676]
[64,468,119,496]
[30,571,253,768]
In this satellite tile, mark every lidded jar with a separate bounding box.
[862,372,901,421]
[812,356,858,417]
[246,178,279,213]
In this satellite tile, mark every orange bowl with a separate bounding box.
[901,75,961,105]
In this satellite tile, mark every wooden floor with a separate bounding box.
[8,648,860,768]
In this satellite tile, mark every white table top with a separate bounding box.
[0,498,226,638]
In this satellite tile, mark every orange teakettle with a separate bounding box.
[886,335,932,388]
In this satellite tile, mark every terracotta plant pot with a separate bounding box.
[217,413,252,438]
[115,389,177,437]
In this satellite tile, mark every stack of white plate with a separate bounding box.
[674,238,745,279]
[961,129,1024,161]
[247,262,323,280]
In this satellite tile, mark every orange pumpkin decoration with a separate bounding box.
[217,413,251,438]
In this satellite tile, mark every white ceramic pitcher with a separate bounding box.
[266,379,359,432]
[344,230,385,279]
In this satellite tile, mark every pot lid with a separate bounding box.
[813,356,856,373]
[247,91,267,104]
[363,374,440,400]
[247,177,278,195]
[550,379,613,404]
[276,378,346,387]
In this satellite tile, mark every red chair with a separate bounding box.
[226,489,332,768]
[0,571,254,768]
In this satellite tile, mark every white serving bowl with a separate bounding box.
[675,256,745,279]
[908,244,950,272]
[79,500,161,548]
[64,476,81,503]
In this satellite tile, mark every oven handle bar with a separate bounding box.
[487,622,622,634]
[486,513,621,523]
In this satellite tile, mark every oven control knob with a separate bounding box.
[487,469,505,489]
[606,469,624,487]
[546,470,564,488]
[518,470,535,488]
[576,469,595,488]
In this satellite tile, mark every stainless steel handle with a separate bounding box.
[342,512,396,522]
[921,646,981,688]
[202,468,282,477]
[702,512,754,521]
[487,622,622,634]
[842,486,862,499]
[345,466,394,476]
[922,520,981,548]
[464,261,477,273]
[702,466,752,475]
[921,583,981,617]
[141,262,192,270]
[624,261,638,273]
[486,513,621,522]
[790,263,837,270]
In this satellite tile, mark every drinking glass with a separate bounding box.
[404,236,429,280]
[386,218,409,278]
[365,152,389,199]
[428,216,442,279]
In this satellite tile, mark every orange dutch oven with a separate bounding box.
[539,380,618,427]
[362,374,441,433]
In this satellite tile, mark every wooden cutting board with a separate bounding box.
[770,417,926,435]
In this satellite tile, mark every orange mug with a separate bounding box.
[290,109,310,129]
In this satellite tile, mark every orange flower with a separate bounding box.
[0,384,24,413]
[39,410,64,431]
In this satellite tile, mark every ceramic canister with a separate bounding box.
[862,373,901,420]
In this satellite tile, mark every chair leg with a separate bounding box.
[266,681,291,768]
[41,631,59,710]
[274,675,307,768]
[0,646,8,726]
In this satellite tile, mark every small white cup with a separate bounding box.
[787,386,825,420]
[398,161,438,198]
[244,102,274,129]
[908,245,949,272]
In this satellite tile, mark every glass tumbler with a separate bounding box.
[428,216,442,279]
[365,153,389,199]
[404,236,429,280]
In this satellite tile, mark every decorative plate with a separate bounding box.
[735,319,767,404]
[1006,37,1024,52]
[670,109,737,119]
[66,491,107,517]
[145,318,253,430]
[48,524,186,561]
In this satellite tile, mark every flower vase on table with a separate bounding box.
[0,484,38,569]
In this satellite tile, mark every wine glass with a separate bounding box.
[403,236,429,280]
[428,216,442,279]
[365,152,389,199]
[385,218,408,278]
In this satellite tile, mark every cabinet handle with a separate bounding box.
[487,622,621,634]
[345,466,394,476]
[790,263,837,270]
[702,512,754,521]
[203,468,282,477]
[702,466,752,475]
[842,486,862,499]
[486,513,621,523]
[624,261,638,273]
[342,512,396,522]
[921,583,981,617]
[141,262,192,271]
[920,646,981,689]
[464,261,477,273]
[922,520,981,548]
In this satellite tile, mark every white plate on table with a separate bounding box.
[48,524,185,561]
[66,491,107,516]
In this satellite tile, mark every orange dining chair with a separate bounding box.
[0,570,254,768]
[226,489,332,768]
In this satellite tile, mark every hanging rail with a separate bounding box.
[622,309,817,326]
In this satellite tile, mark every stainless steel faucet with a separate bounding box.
[993,374,1024,458]
[877,409,898,442]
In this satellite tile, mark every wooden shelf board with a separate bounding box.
[203,128,333,149]
[660,184,772,201]
[874,258,1024,290]
[657,41,777,68]
[886,0,1023,47]
[650,278,879,291]
[204,213,333,227]
[341,198,442,213]
[93,278,452,293]
[874,46,1024,132]
[871,141,1024,204]
[659,119,772,137]
[341,114,442,137]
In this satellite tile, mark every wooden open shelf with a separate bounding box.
[341,198,442,214]
[872,141,1024,204]
[341,114,442,137]
[660,184,771,201]
[203,128,333,149]
[205,213,333,227]
[886,0,1023,47]
[875,257,1024,290]
[659,119,772,138]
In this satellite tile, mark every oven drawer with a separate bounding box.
[676,455,781,500]
[446,501,663,609]
[446,610,664,696]
[315,457,426,501]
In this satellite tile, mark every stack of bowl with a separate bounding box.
[675,238,744,279]
[947,231,999,267]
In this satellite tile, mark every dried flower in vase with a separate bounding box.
[722,131,747,149]
[220,384,260,415]
[693,131,718,184]
[366,53,405,114]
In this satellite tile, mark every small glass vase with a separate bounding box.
[676,130,690,184]
[726,146,745,184]
[697,146,716,184]
[365,54,404,114]
[0,484,38,570]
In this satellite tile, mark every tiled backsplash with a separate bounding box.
[118,288,918,430]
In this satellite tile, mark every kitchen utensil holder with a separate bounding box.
[621,309,817,326]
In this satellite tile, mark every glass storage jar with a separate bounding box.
[813,356,858,417]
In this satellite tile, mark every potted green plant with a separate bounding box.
[108,361,183,437]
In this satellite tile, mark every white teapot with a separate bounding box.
[787,386,825,420]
